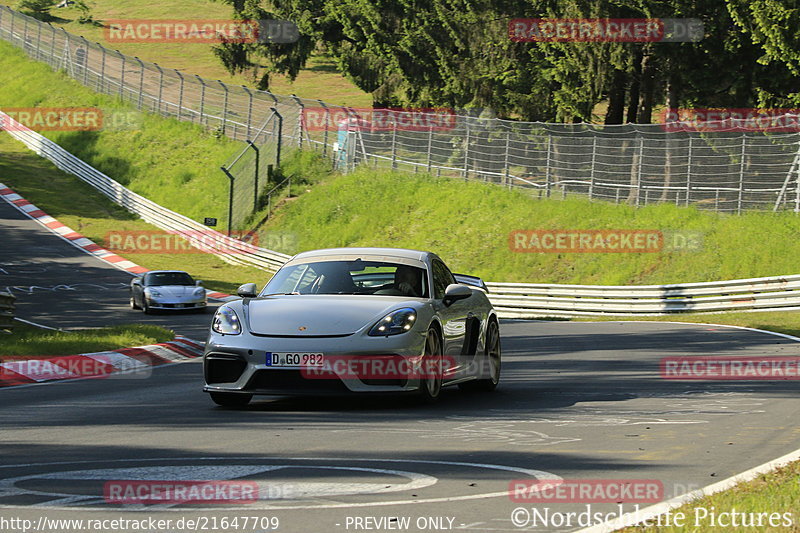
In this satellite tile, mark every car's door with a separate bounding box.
[431,259,471,378]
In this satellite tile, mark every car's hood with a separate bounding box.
[148,285,199,298]
[244,295,423,336]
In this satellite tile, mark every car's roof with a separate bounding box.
[291,247,433,262]
[145,270,190,274]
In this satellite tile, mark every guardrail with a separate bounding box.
[5,109,800,317]
[0,292,15,332]
[487,274,800,317]
[0,111,291,273]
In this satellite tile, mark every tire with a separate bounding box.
[129,293,139,310]
[209,392,252,407]
[459,319,501,392]
[417,327,443,404]
[142,298,151,314]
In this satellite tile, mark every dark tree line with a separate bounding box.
[213,0,800,123]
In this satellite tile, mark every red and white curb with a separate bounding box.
[0,336,204,388]
[0,182,233,301]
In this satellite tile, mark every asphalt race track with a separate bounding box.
[2,196,800,532]
[0,198,219,338]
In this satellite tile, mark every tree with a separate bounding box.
[16,0,58,20]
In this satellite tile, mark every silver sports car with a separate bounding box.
[203,248,501,405]
[130,270,207,314]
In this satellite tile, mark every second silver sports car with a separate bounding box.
[203,247,501,405]
[130,270,207,314]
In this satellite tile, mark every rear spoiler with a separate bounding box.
[453,273,488,293]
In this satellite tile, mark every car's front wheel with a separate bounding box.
[209,392,252,407]
[418,327,443,403]
[129,293,139,310]
[459,319,501,392]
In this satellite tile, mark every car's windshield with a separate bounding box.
[262,260,429,297]
[144,272,194,286]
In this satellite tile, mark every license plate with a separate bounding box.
[265,352,325,367]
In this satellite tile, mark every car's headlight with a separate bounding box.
[212,307,242,335]
[369,307,417,336]
[194,287,205,297]
[145,288,162,298]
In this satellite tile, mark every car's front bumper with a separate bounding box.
[147,298,207,310]
[203,331,428,395]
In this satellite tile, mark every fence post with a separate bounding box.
[9,9,14,46]
[737,134,746,214]
[176,70,185,120]
[219,80,229,135]
[34,18,42,61]
[47,22,56,69]
[545,136,552,198]
[272,107,283,166]
[588,136,597,201]
[221,166,235,236]
[427,124,434,173]
[500,130,511,187]
[391,114,398,170]
[195,75,206,125]
[635,137,644,207]
[117,50,125,99]
[247,140,260,211]
[318,99,329,157]
[242,86,253,139]
[795,154,800,213]
[463,121,471,180]
[79,36,89,85]
[291,94,304,148]
[135,57,145,109]
[154,64,164,114]
[99,44,106,93]
[685,136,693,207]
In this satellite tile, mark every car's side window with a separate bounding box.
[431,260,454,300]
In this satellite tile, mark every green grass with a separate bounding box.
[0,0,372,106]
[0,324,174,356]
[256,166,800,285]
[0,39,245,226]
[0,133,272,294]
[620,461,800,532]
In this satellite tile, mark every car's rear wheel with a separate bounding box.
[459,319,501,392]
[209,392,252,407]
[418,327,443,403]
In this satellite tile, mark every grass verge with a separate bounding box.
[0,0,371,106]
[0,133,271,294]
[0,323,174,357]
[620,461,800,532]
[0,39,242,226]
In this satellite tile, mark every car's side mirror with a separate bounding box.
[443,283,472,306]
[237,283,258,298]
[132,278,141,286]
[195,280,203,287]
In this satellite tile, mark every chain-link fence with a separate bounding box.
[2,5,800,215]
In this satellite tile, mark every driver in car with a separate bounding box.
[395,265,421,297]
